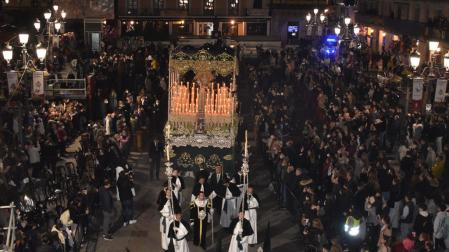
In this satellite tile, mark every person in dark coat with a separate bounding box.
[209,165,227,215]
[98,179,115,240]
[117,170,136,226]
[413,204,432,237]
[191,176,212,201]
[149,136,163,180]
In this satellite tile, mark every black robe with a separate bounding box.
[191,182,212,198]
[215,183,241,199]
[209,172,227,190]
[157,190,180,211]
[195,168,210,183]
[167,219,191,252]
[171,176,186,191]
[229,218,254,237]
[189,199,212,248]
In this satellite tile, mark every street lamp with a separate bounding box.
[61,10,67,20]
[44,10,52,21]
[344,17,351,26]
[36,45,47,61]
[306,13,312,23]
[53,5,59,12]
[2,44,13,63]
[429,41,439,52]
[442,52,449,73]
[313,8,319,15]
[34,19,41,32]
[18,33,29,45]
[354,25,360,35]
[334,26,341,36]
[410,50,421,70]
[54,22,61,32]
[320,13,326,23]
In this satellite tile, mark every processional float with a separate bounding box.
[164,47,238,174]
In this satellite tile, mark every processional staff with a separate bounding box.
[240,130,250,229]
[165,124,175,217]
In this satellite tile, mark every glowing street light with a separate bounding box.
[444,52,449,71]
[44,10,52,21]
[354,25,360,35]
[306,13,312,23]
[36,45,47,60]
[320,13,325,23]
[61,10,67,19]
[410,50,421,70]
[19,33,29,45]
[334,26,341,36]
[34,19,41,32]
[429,41,439,52]
[2,44,13,62]
[344,17,351,26]
[54,22,62,32]
[53,5,59,12]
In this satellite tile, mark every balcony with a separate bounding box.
[356,14,426,38]
[246,8,269,16]
[160,9,189,17]
[45,79,87,99]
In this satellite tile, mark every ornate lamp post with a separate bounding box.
[38,6,67,60]
[305,8,327,37]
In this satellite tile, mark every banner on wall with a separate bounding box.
[6,71,18,94]
[412,77,424,101]
[32,71,45,96]
[434,79,447,103]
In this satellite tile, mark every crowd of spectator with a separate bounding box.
[0,42,169,251]
[253,42,449,251]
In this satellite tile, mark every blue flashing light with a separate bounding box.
[324,35,339,47]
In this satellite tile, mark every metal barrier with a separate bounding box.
[45,79,87,99]
[0,203,16,252]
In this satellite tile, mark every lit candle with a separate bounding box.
[166,145,170,161]
[244,130,248,157]
[196,87,199,113]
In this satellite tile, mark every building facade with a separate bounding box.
[356,0,449,61]
[117,0,328,44]
[117,0,271,40]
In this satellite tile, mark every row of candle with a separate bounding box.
[169,82,234,116]
[204,83,233,116]
[170,82,199,115]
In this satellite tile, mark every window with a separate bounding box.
[247,22,267,36]
[154,0,164,9]
[414,6,420,21]
[253,0,262,9]
[204,0,214,15]
[127,0,138,14]
[178,0,188,9]
[229,0,239,15]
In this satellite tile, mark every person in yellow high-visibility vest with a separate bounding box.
[344,215,361,237]
[343,211,366,251]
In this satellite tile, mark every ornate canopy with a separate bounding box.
[169,48,238,77]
